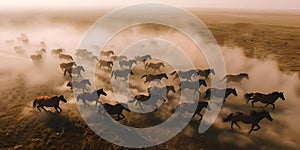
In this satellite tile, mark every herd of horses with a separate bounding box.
[29,47,286,135]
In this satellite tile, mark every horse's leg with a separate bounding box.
[251,101,255,107]
[41,106,47,112]
[271,103,275,110]
[231,121,235,130]
[248,124,255,134]
[37,106,42,112]
[262,103,269,108]
[199,114,203,121]
[253,124,261,131]
[54,106,60,113]
[234,122,241,130]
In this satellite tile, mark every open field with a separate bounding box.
[0,9,299,149]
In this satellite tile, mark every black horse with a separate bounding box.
[204,88,237,102]
[101,103,131,120]
[141,73,168,84]
[197,69,215,79]
[244,92,285,110]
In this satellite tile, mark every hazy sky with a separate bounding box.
[1,0,299,11]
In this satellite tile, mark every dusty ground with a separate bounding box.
[0,9,299,150]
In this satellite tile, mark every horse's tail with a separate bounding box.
[170,71,176,75]
[33,99,37,107]
[223,113,233,122]
[140,74,147,79]
[244,93,254,103]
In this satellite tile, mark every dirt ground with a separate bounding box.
[0,9,299,150]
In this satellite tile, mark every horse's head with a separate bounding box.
[72,61,77,66]
[210,69,216,74]
[58,95,67,103]
[199,80,207,87]
[242,73,250,79]
[66,81,72,87]
[278,92,285,101]
[230,88,238,96]
[163,73,168,79]
[79,66,85,72]
[97,88,107,96]
[264,110,273,121]
[85,80,92,86]
[161,62,165,67]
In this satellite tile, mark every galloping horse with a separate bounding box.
[67,79,91,91]
[223,73,249,83]
[100,50,114,57]
[35,48,46,56]
[145,62,165,72]
[171,70,197,81]
[99,60,113,70]
[64,66,85,77]
[119,59,137,68]
[115,55,128,61]
[179,80,207,94]
[223,110,273,134]
[59,53,73,61]
[174,101,210,121]
[129,91,166,110]
[60,62,76,70]
[101,103,131,120]
[147,85,176,102]
[244,92,285,110]
[111,69,134,80]
[51,48,64,55]
[204,88,237,102]
[197,69,215,79]
[140,73,168,84]
[135,54,152,64]
[33,95,67,113]
[76,89,107,107]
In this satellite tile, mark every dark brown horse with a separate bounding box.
[244,92,285,110]
[99,60,113,70]
[204,88,237,102]
[140,73,168,84]
[145,62,165,72]
[51,48,64,55]
[196,69,215,79]
[31,54,43,65]
[101,103,131,120]
[223,110,273,134]
[59,53,73,61]
[223,73,249,83]
[33,95,67,113]
[60,62,77,70]
[100,50,114,57]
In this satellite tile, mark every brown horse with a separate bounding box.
[140,73,168,84]
[145,62,165,72]
[223,110,273,134]
[223,73,249,83]
[196,69,215,79]
[99,60,113,70]
[64,66,85,77]
[59,53,73,61]
[60,62,77,70]
[33,95,67,113]
[51,48,64,55]
[100,50,114,57]
[31,54,43,65]
[244,92,285,110]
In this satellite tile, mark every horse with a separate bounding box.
[35,48,46,56]
[223,110,273,134]
[111,69,134,80]
[174,101,210,121]
[31,54,43,65]
[244,92,285,110]
[51,48,64,55]
[67,79,91,91]
[33,95,67,113]
[171,70,197,81]
[60,62,76,70]
[100,50,114,57]
[101,103,131,120]
[64,66,85,77]
[59,53,73,61]
[76,89,107,107]
[115,55,128,61]
[135,54,152,64]
[147,85,176,102]
[145,62,165,72]
[223,73,249,83]
[74,49,88,57]
[119,59,137,68]
[140,73,168,84]
[204,88,237,102]
[179,80,207,94]
[129,91,166,110]
[196,69,215,79]
[99,60,113,70]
